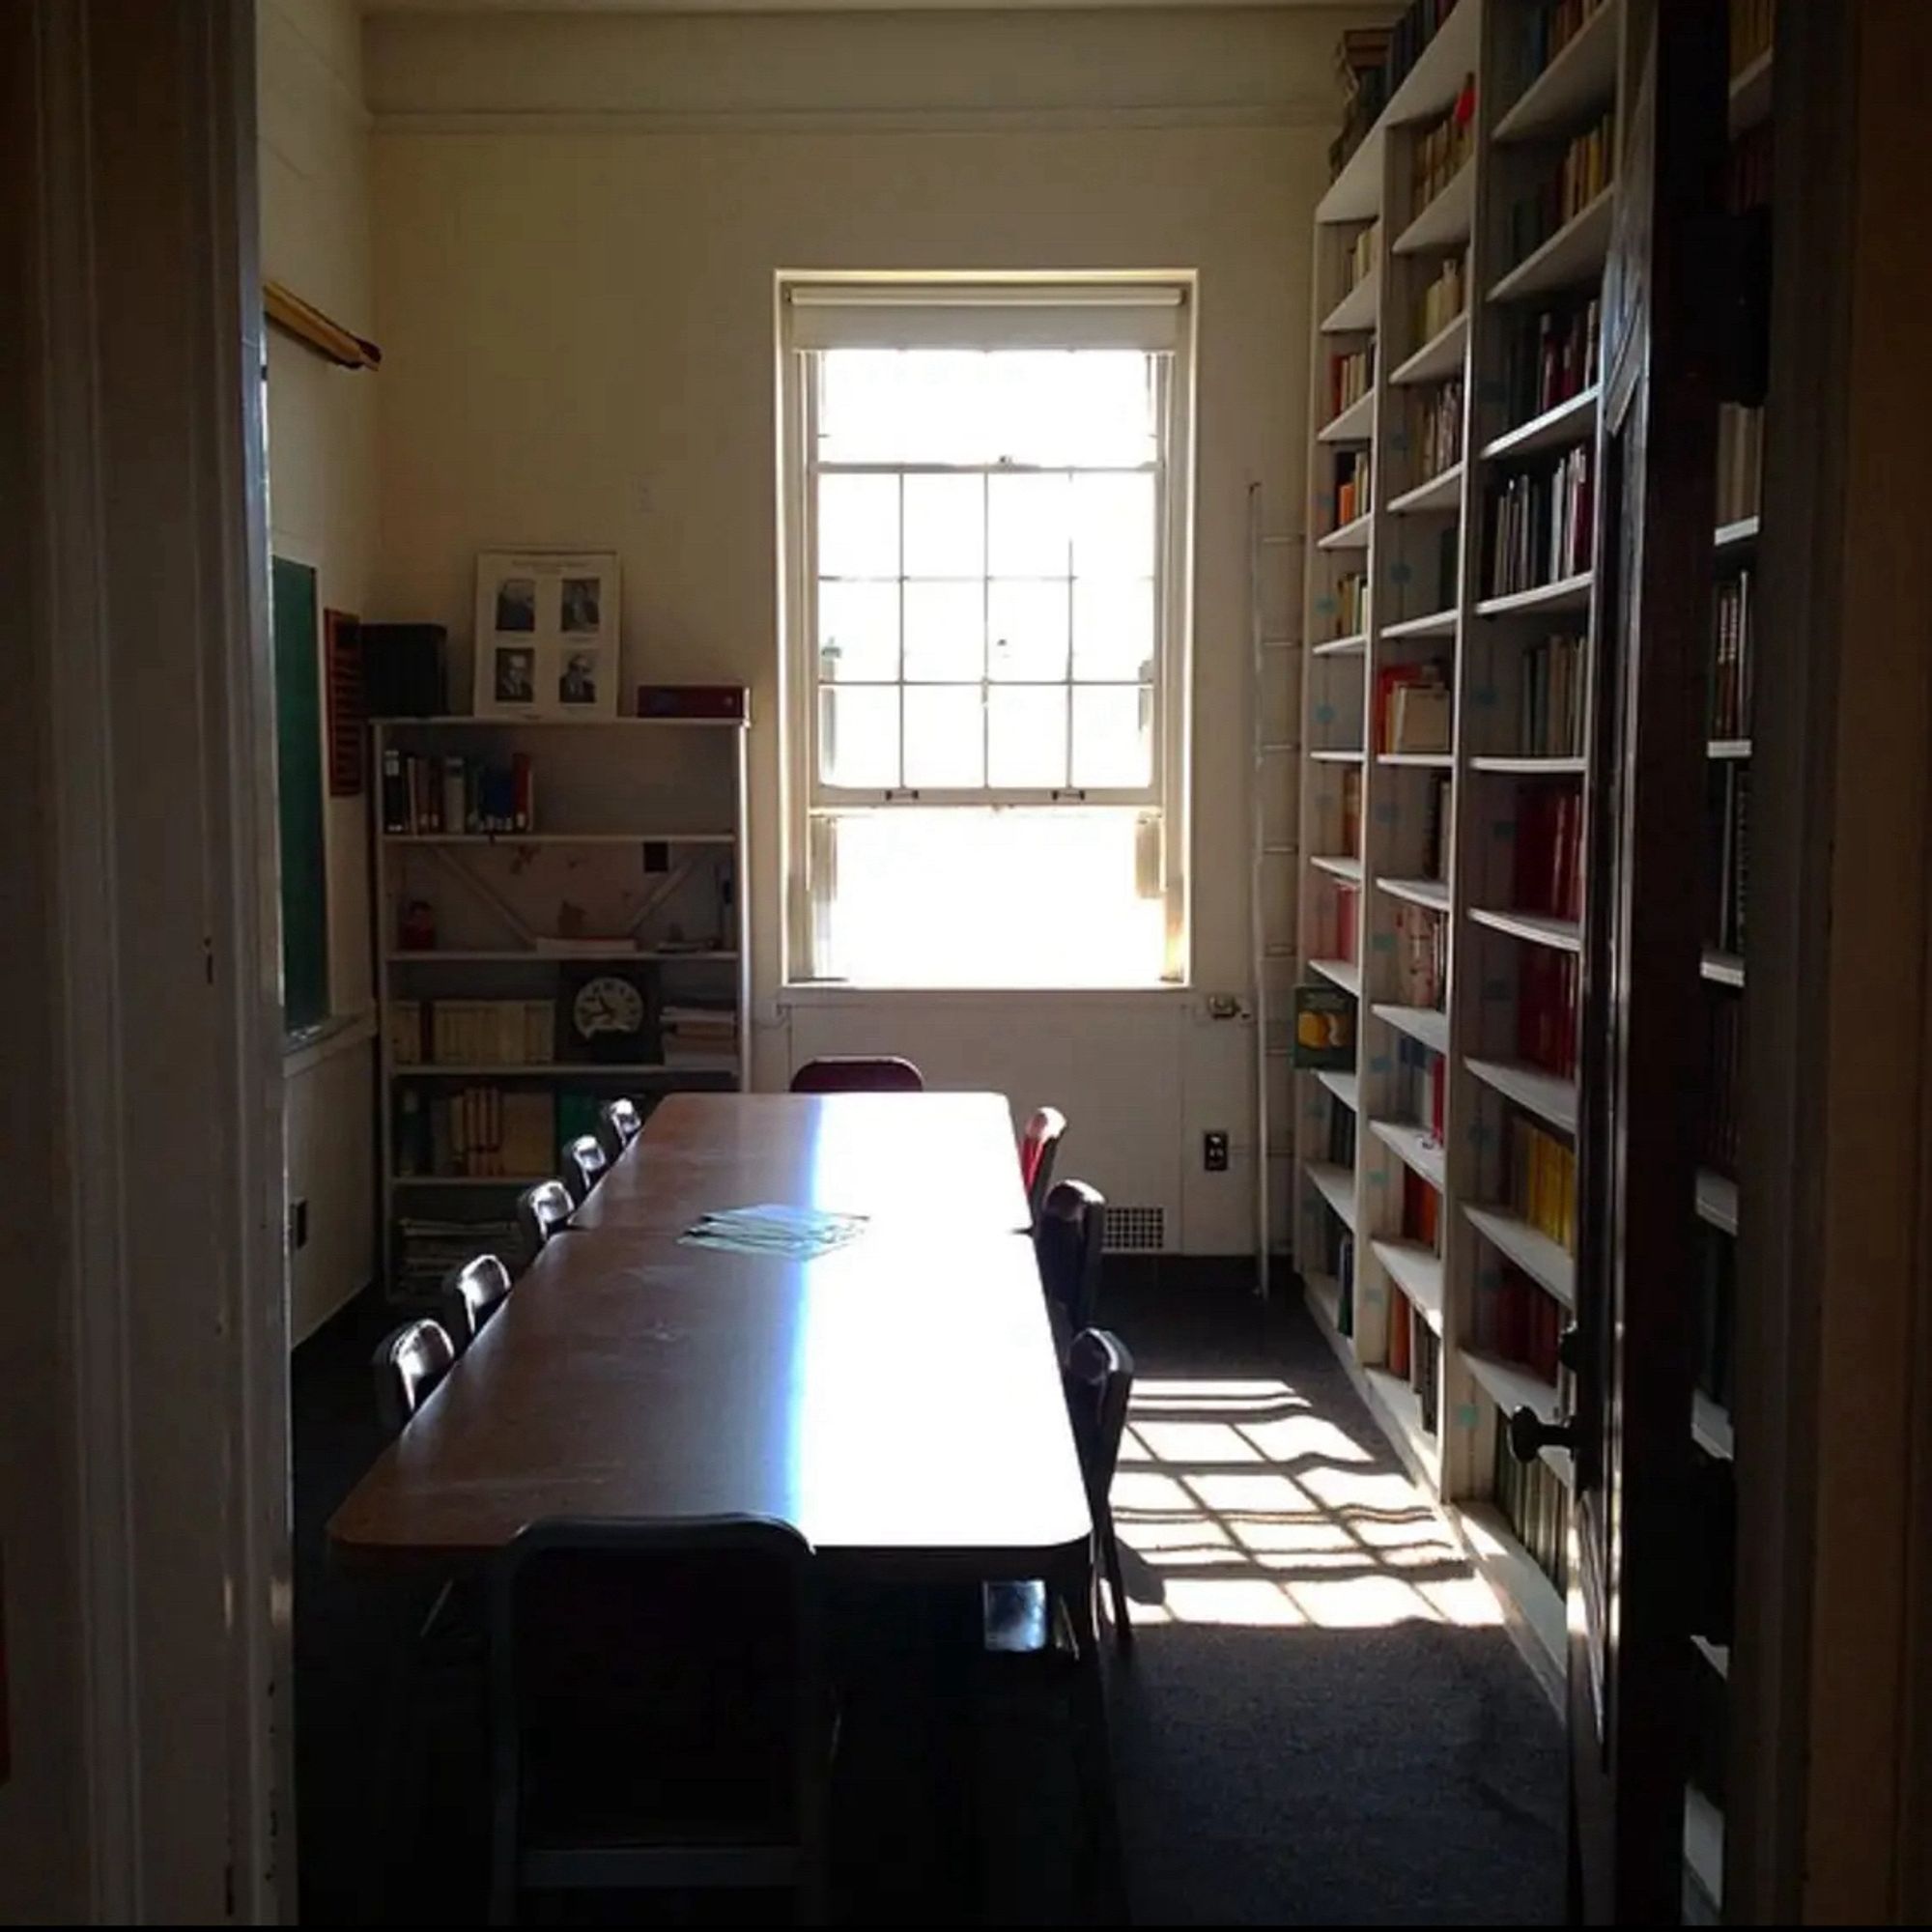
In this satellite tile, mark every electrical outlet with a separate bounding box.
[1203,1131,1229,1173]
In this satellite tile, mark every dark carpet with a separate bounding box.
[293,1269,1563,1924]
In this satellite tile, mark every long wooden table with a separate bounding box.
[329,1092,1085,1580]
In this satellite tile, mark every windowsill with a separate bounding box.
[283,1008,376,1076]
[780,981,1189,1004]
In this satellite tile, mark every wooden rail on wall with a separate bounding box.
[264,279,381,371]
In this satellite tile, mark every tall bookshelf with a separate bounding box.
[1293,4,1769,1909]
[372,714,750,1297]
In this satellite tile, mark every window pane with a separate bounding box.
[902,686,984,787]
[817,581,898,682]
[987,685,1067,787]
[1072,578,1155,682]
[988,472,1071,578]
[817,472,898,578]
[1072,471,1156,577]
[903,474,984,577]
[819,685,899,788]
[903,581,983,682]
[987,581,1068,682]
[1072,685,1153,788]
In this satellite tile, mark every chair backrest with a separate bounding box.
[561,1133,609,1205]
[596,1095,643,1162]
[1064,1326,1135,1511]
[517,1178,576,1257]
[372,1318,458,1435]
[1019,1105,1068,1223]
[489,1515,824,1918]
[788,1054,924,1094]
[1035,1178,1106,1338]
[441,1252,513,1347]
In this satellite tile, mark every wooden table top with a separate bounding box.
[569,1091,1035,1235]
[329,1094,1086,1577]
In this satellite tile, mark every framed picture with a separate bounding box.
[472,550,620,719]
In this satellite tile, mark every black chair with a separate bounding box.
[788,1054,924,1094]
[488,1516,829,1925]
[442,1254,513,1348]
[1065,1326,1135,1648]
[561,1133,609,1206]
[372,1318,458,1434]
[1035,1179,1106,1347]
[516,1179,574,1258]
[1019,1105,1067,1226]
[597,1095,643,1162]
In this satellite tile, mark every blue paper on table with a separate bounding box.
[679,1203,869,1261]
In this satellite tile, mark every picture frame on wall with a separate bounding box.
[472,550,621,720]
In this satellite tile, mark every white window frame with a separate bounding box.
[777,273,1196,988]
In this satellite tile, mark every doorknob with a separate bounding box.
[1508,1404,1579,1464]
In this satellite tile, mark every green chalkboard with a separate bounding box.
[272,554,330,1036]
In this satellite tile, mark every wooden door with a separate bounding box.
[1517,3,1728,1920]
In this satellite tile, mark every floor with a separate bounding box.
[294,1269,1564,1923]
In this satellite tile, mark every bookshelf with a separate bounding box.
[372,713,751,1298]
[1295,0,1768,1910]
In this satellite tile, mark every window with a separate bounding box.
[780,279,1193,988]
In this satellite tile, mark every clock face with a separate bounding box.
[573,974,645,1038]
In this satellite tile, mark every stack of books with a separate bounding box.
[1328,345,1375,419]
[1485,444,1593,596]
[1472,1257,1564,1381]
[1492,1424,1568,1592]
[1342,220,1379,298]
[1393,1036,1446,1140]
[1333,569,1369,637]
[382,750,534,835]
[661,1002,739,1070]
[1520,634,1585,757]
[1414,378,1464,483]
[394,1085,558,1179]
[1394,900,1447,1008]
[394,1214,525,1302]
[388,998,556,1067]
[1710,567,1754,740]
[1513,780,1583,921]
[1518,948,1580,1080]
[1325,1097,1358,1167]
[1386,1288,1442,1435]
[1375,659,1452,753]
[1321,882,1362,965]
[1505,299,1601,422]
[1506,106,1615,266]
[1414,254,1465,345]
[1513,0,1607,86]
[1506,1110,1577,1250]
[1408,77,1476,213]
[1332,449,1372,528]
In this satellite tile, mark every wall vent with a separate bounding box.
[1103,1205,1166,1253]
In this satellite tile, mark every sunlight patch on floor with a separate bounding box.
[1111,1376,1505,1634]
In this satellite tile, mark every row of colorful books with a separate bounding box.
[1319,882,1361,966]
[1332,448,1372,529]
[1512,0,1607,91]
[661,1001,739,1068]
[1391,1036,1446,1142]
[393,1084,565,1180]
[1704,985,1743,1178]
[1513,779,1584,922]
[1374,659,1451,753]
[1411,377,1464,487]
[1409,77,1476,216]
[1503,298,1601,426]
[1386,1288,1442,1435]
[1394,900,1447,1009]
[1332,569,1368,639]
[1518,948,1580,1081]
[1485,445,1594,597]
[1403,1165,1441,1253]
[1323,1093,1358,1168]
[1422,771,1451,880]
[382,750,534,836]
[1505,107,1615,268]
[1506,1109,1577,1252]
[1711,567,1754,741]
[1342,220,1378,298]
[1327,345,1374,422]
[390,998,555,1068]
[1708,763,1750,955]
[1520,632,1586,758]
[1414,254,1465,349]
[1492,1422,1568,1594]
[1716,402,1764,527]
[1339,764,1363,856]
[1471,1257,1565,1383]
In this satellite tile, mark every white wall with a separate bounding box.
[261,0,380,1337]
[365,6,1350,1248]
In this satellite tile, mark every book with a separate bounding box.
[1293,984,1357,1070]
[381,749,536,835]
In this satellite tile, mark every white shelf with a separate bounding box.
[390,1061,735,1078]
[1393,159,1475,256]
[1701,949,1744,989]
[1318,389,1376,444]
[1321,266,1380,334]
[1708,737,1752,761]
[1378,874,1450,911]
[1317,511,1374,551]
[1310,748,1366,764]
[1388,462,1464,517]
[1470,906,1582,952]
[1481,384,1600,462]
[387,949,739,963]
[1465,1205,1576,1307]
[1370,1117,1446,1191]
[1317,1068,1360,1113]
[1695,1168,1739,1237]
[1467,1057,1579,1135]
[1458,1503,1567,1687]
[1310,852,1365,882]
[1315,0,1483,224]
[1728,47,1774,137]
[1389,310,1469,388]
[1494,0,1619,144]
[1463,1350,1572,1488]
[1372,1002,1449,1055]
[1308,956,1362,997]
[1362,1365,1441,1486]
[1693,1393,1735,1462]
[1372,1238,1445,1332]
[375,714,745,730]
[1312,632,1368,657]
[1382,607,1460,640]
[384,832,733,846]
[1306,1160,1357,1231]
[1378,751,1454,768]
[1475,572,1594,618]
[1715,514,1761,554]
[1471,754,1586,776]
[1489,185,1616,304]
